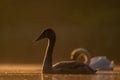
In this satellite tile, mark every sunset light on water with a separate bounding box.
[0,65,119,80]
[0,64,41,74]
[0,0,120,80]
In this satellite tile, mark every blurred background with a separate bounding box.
[0,0,120,64]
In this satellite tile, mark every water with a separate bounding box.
[0,64,120,80]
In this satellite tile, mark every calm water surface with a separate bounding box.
[0,64,120,80]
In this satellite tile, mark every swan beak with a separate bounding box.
[34,34,44,42]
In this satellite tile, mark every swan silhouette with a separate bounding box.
[35,28,96,74]
[71,48,114,71]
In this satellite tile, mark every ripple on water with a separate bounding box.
[0,64,120,80]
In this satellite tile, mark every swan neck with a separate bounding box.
[43,37,55,73]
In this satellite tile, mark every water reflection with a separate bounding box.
[41,71,120,80]
[0,71,119,80]
[0,65,120,80]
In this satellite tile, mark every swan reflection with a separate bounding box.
[41,73,115,80]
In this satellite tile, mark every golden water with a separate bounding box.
[0,64,120,80]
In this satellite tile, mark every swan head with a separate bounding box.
[35,28,56,41]
[71,48,91,64]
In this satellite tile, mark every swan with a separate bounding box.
[35,28,96,74]
[71,48,114,71]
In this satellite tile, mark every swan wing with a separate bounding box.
[53,61,96,74]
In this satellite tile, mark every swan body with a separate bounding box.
[90,56,114,70]
[35,28,96,74]
[71,48,114,71]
